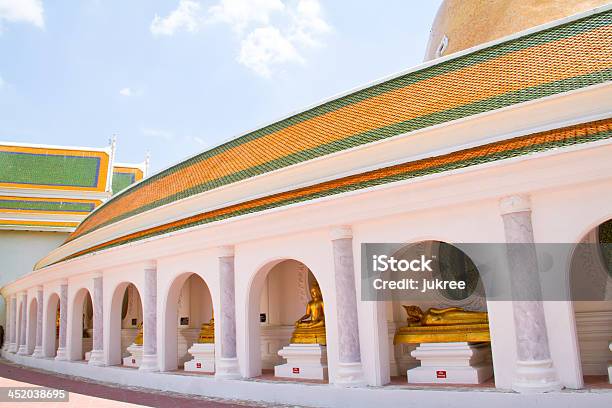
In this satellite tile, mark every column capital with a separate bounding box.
[216,245,235,258]
[58,279,68,286]
[143,260,157,270]
[33,285,43,292]
[329,225,353,241]
[92,271,103,278]
[499,194,531,215]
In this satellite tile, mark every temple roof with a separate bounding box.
[34,6,612,268]
[112,163,145,195]
[0,143,110,192]
[0,142,143,232]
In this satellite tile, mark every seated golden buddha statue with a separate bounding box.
[197,314,215,344]
[290,282,326,345]
[394,305,490,344]
[133,322,143,346]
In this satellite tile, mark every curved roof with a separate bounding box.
[424,0,611,60]
[35,6,612,268]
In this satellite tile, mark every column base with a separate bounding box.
[408,342,493,384]
[32,346,43,358]
[55,347,68,361]
[214,357,241,379]
[16,345,28,355]
[334,362,366,387]
[139,353,159,372]
[8,343,17,353]
[88,349,105,366]
[185,343,215,373]
[275,344,328,380]
[512,359,562,394]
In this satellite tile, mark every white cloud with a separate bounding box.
[0,74,4,89]
[150,0,331,77]
[289,0,330,47]
[150,0,202,36]
[238,26,302,78]
[0,0,44,29]
[119,87,132,97]
[208,0,284,33]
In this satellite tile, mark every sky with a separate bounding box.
[0,0,442,173]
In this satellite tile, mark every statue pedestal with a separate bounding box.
[275,344,328,380]
[408,342,492,384]
[122,343,142,367]
[184,343,215,373]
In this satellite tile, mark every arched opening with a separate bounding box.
[570,218,612,387]
[246,259,328,381]
[109,283,143,367]
[69,289,93,361]
[162,273,214,372]
[26,297,37,355]
[382,241,492,385]
[44,293,60,357]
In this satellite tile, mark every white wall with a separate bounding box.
[0,230,68,326]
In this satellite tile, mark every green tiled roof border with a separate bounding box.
[54,124,612,266]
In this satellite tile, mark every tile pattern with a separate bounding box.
[0,196,101,215]
[66,9,612,243]
[44,119,612,268]
[112,166,144,195]
[0,145,109,191]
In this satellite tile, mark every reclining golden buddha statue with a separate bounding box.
[290,282,326,345]
[394,305,490,344]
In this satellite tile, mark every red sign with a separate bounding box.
[196,363,201,369]
[436,370,447,379]
[292,367,300,374]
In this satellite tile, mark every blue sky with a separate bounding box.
[0,0,442,172]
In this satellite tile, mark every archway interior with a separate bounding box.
[174,274,213,369]
[27,297,37,354]
[571,218,612,379]
[44,293,60,357]
[120,284,143,362]
[257,259,320,373]
[69,289,93,360]
[108,283,143,366]
[385,241,488,378]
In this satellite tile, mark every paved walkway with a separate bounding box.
[0,359,300,408]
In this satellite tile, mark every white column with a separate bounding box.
[330,225,366,386]
[499,195,561,393]
[8,295,17,352]
[140,262,159,371]
[215,246,241,379]
[17,293,28,355]
[89,274,105,366]
[32,288,44,358]
[55,282,68,360]
[1,297,9,352]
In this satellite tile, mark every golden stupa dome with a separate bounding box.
[424,0,611,60]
